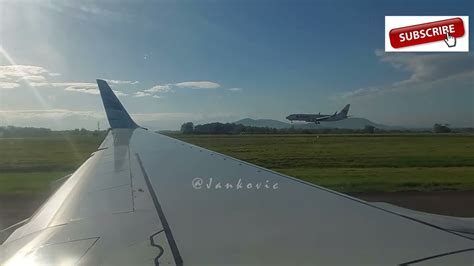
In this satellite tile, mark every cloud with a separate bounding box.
[133,91,162,99]
[0,65,134,96]
[133,91,151,97]
[17,75,47,82]
[0,65,49,79]
[140,81,221,98]
[111,91,127,97]
[340,87,380,98]
[0,82,20,89]
[59,82,127,96]
[376,50,474,87]
[145,84,173,93]
[175,81,220,89]
[0,65,51,89]
[64,86,99,95]
[341,51,474,99]
[0,73,129,96]
[228,87,243,92]
[105,79,139,85]
[1,65,221,101]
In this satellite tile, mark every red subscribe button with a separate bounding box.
[389,18,465,48]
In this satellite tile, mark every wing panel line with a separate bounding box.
[135,153,183,266]
[399,248,474,265]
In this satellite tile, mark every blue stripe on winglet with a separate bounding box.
[97,79,139,129]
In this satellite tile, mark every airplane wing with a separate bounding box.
[0,80,472,265]
[314,115,332,121]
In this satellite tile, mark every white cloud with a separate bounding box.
[228,87,242,92]
[341,51,474,99]
[1,65,223,101]
[0,65,51,89]
[376,50,474,87]
[175,81,220,89]
[105,79,139,85]
[340,87,380,98]
[52,82,96,88]
[113,90,127,97]
[0,82,20,89]
[145,84,173,93]
[133,91,151,97]
[54,82,98,94]
[0,65,49,79]
[59,82,126,96]
[0,65,136,98]
[64,86,100,95]
[17,81,127,96]
[133,91,162,99]
[141,81,221,98]
[17,75,47,82]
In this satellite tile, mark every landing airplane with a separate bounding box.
[0,81,472,265]
[286,104,351,124]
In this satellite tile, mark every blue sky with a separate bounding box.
[0,0,472,130]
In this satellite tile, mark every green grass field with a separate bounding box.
[172,134,474,192]
[0,133,473,194]
[0,135,103,194]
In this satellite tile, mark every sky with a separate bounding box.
[0,0,473,130]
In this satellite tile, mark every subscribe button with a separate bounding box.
[389,18,465,48]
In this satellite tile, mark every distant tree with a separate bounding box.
[433,123,451,133]
[181,122,194,134]
[364,125,376,134]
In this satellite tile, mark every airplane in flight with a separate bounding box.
[286,104,351,124]
[0,81,472,265]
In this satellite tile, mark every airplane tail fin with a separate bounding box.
[340,104,350,116]
[97,79,139,129]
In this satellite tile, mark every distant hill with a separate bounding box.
[234,117,400,130]
[233,118,290,129]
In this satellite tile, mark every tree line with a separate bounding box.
[0,126,106,138]
[181,122,473,135]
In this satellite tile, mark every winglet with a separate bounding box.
[97,79,139,129]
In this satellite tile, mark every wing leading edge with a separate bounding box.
[0,80,472,265]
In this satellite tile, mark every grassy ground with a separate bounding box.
[0,135,103,194]
[0,133,473,194]
[171,134,474,193]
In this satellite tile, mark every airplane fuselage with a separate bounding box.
[286,104,350,124]
[286,114,332,123]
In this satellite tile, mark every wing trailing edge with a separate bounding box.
[97,79,139,129]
